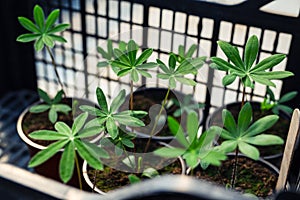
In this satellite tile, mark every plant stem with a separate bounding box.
[231,147,239,189]
[46,46,66,97]
[144,87,170,152]
[241,85,246,108]
[74,152,83,190]
[130,80,133,110]
[122,145,135,172]
[92,170,98,192]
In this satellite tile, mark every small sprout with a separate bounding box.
[29,88,71,124]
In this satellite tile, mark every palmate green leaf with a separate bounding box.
[47,24,70,34]
[135,48,153,66]
[128,40,138,64]
[43,34,55,48]
[238,142,260,160]
[29,140,69,167]
[244,35,259,70]
[222,74,237,86]
[49,107,58,124]
[59,142,75,183]
[38,88,52,104]
[106,117,118,139]
[16,33,40,42]
[96,87,108,113]
[72,112,88,135]
[175,77,197,86]
[110,89,125,113]
[250,54,286,73]
[33,5,45,30]
[217,41,244,70]
[34,37,44,51]
[29,104,50,113]
[154,147,185,157]
[45,9,60,31]
[278,91,298,103]
[130,69,139,82]
[29,130,68,140]
[222,109,237,135]
[168,116,189,148]
[238,102,252,132]
[74,139,103,170]
[18,17,40,33]
[114,48,131,65]
[201,150,227,166]
[55,122,71,135]
[244,115,279,137]
[113,114,145,127]
[243,134,284,146]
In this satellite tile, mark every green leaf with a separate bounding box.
[169,76,176,89]
[16,33,40,43]
[238,142,259,160]
[111,60,131,69]
[250,74,276,87]
[107,40,113,58]
[218,140,237,153]
[183,152,199,169]
[210,126,234,140]
[118,41,127,52]
[238,102,252,132]
[175,77,197,86]
[28,140,68,167]
[169,54,177,70]
[253,71,294,80]
[121,138,134,148]
[137,69,152,78]
[157,73,170,79]
[97,46,109,59]
[47,24,70,34]
[72,112,88,135]
[222,74,237,86]
[178,45,185,58]
[136,62,157,69]
[243,134,284,146]
[106,117,118,139]
[52,90,64,103]
[29,104,50,113]
[277,105,293,114]
[113,114,145,127]
[135,48,153,66]
[210,57,240,72]
[18,17,40,33]
[84,117,107,128]
[245,115,279,137]
[128,174,141,184]
[79,105,106,117]
[114,48,131,65]
[34,37,44,51]
[154,147,185,157]
[110,89,126,113]
[117,68,132,77]
[127,40,138,64]
[76,126,103,138]
[187,111,198,142]
[29,130,68,140]
[49,34,67,43]
[168,116,189,148]
[83,141,109,158]
[222,109,237,134]
[96,87,108,112]
[186,44,197,57]
[244,35,258,70]
[157,59,169,73]
[217,41,244,70]
[49,107,58,124]
[97,61,109,68]
[59,142,75,183]
[74,139,103,170]
[38,88,51,104]
[130,69,139,82]
[278,91,298,103]
[34,5,45,30]
[250,54,286,73]
[45,9,60,31]
[142,168,159,179]
[55,122,71,135]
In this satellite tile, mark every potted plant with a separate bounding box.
[16,5,100,187]
[79,87,186,193]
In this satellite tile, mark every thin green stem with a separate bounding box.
[241,85,246,108]
[46,46,66,97]
[74,152,83,190]
[144,87,171,152]
[231,147,239,189]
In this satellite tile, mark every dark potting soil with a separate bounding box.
[88,159,183,193]
[193,156,277,198]
[208,102,289,157]
[22,98,98,146]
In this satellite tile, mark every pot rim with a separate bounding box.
[17,98,103,151]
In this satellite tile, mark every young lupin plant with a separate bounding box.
[29,88,71,124]
[17,5,70,95]
[28,112,108,189]
[209,35,293,189]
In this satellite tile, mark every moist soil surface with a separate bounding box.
[207,102,290,157]
[193,156,278,199]
[22,98,97,146]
